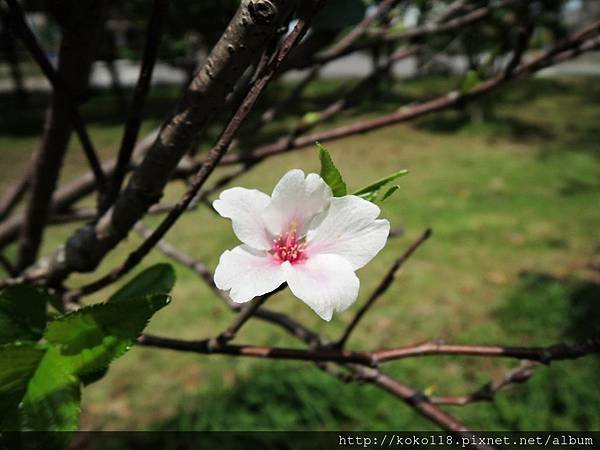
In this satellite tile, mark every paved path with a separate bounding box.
[1,53,599,93]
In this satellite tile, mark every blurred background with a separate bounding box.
[0,0,599,431]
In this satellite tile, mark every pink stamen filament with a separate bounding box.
[271,229,307,264]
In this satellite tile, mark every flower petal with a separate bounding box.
[214,245,285,303]
[213,187,272,250]
[263,169,332,236]
[283,254,359,321]
[306,196,390,270]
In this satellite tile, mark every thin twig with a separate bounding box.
[372,335,600,364]
[337,229,432,349]
[219,23,600,165]
[104,0,170,210]
[210,285,286,348]
[1,0,107,192]
[431,361,537,406]
[69,2,324,296]
[138,334,375,366]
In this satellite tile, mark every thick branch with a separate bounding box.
[220,22,600,165]
[37,0,300,283]
[66,1,319,295]
[9,0,107,272]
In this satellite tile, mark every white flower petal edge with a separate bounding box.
[307,195,390,270]
[214,245,286,303]
[213,187,272,250]
[213,171,390,321]
[262,169,332,235]
[283,254,359,321]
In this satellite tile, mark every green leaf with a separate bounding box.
[79,367,109,387]
[0,343,46,421]
[352,169,408,200]
[0,343,80,447]
[44,294,170,377]
[302,111,321,125]
[108,263,175,303]
[317,142,347,197]
[0,285,51,344]
[19,346,81,434]
[380,185,400,203]
[461,69,481,93]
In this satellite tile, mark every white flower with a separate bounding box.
[213,169,390,321]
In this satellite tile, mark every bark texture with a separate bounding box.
[42,0,298,281]
[16,0,107,271]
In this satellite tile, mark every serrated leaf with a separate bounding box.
[44,294,170,377]
[108,264,175,303]
[352,169,408,200]
[0,344,80,447]
[0,285,51,344]
[317,142,347,197]
[0,343,46,423]
[19,346,80,434]
[380,185,400,203]
[461,69,481,93]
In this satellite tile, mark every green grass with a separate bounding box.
[0,75,599,432]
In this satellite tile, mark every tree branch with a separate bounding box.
[431,361,536,406]
[372,335,600,364]
[220,22,600,165]
[64,1,321,295]
[103,0,171,211]
[1,0,107,192]
[35,0,303,284]
[6,0,108,272]
[337,229,432,349]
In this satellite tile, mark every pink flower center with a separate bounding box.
[271,228,307,264]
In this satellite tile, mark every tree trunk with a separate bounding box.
[16,0,108,272]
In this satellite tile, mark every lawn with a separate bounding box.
[0,74,599,431]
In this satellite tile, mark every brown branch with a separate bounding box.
[0,131,159,249]
[357,366,470,432]
[33,0,303,285]
[431,361,536,406]
[372,334,600,364]
[211,284,286,347]
[1,0,107,192]
[248,0,399,130]
[337,229,432,349]
[319,0,400,61]
[66,1,322,295]
[139,331,600,368]
[6,0,108,272]
[138,334,375,366]
[306,0,510,69]
[220,22,600,166]
[103,0,170,210]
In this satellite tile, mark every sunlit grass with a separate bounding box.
[0,76,598,431]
